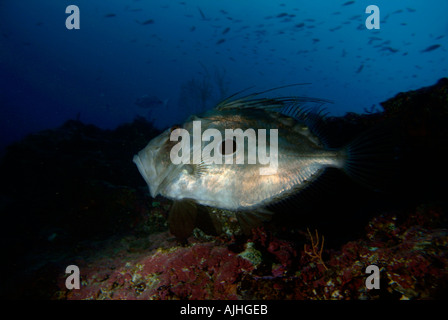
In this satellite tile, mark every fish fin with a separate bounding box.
[168,199,198,240]
[215,96,331,113]
[188,161,211,178]
[216,83,314,106]
[214,84,307,110]
[236,208,273,235]
[343,120,402,192]
[266,167,333,208]
[214,84,332,113]
[284,104,332,147]
[196,206,222,236]
[215,93,332,147]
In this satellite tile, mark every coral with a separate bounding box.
[61,240,254,300]
[43,189,447,300]
[303,229,328,271]
[239,204,448,300]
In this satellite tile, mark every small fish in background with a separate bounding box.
[136,19,155,25]
[356,64,364,73]
[421,44,441,53]
[342,1,355,6]
[222,27,230,35]
[276,13,288,18]
[198,7,209,21]
[329,26,342,32]
[391,9,403,15]
[133,88,399,240]
[367,36,382,45]
[135,95,169,109]
[104,13,116,18]
[216,38,226,45]
[381,47,399,53]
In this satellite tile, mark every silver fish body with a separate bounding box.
[133,102,347,212]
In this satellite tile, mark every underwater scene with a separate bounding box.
[1,0,448,304]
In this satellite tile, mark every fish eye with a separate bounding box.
[219,138,237,155]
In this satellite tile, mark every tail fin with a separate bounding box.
[342,120,403,193]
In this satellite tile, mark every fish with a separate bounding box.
[368,36,382,44]
[133,90,397,240]
[135,95,169,109]
[136,19,154,25]
[356,64,364,73]
[421,44,441,53]
[216,39,226,45]
[276,13,288,18]
[342,1,355,6]
[198,7,208,20]
[329,26,342,32]
[104,13,116,18]
[383,47,399,53]
[222,27,230,35]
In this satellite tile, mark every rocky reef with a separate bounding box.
[1,79,447,300]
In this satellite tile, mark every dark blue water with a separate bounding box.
[1,0,447,150]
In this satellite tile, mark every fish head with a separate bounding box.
[133,126,183,198]
[132,112,260,203]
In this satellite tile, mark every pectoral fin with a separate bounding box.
[236,207,273,235]
[168,199,223,240]
[196,206,222,236]
[168,199,198,240]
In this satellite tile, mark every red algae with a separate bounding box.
[52,202,448,300]
[61,239,254,300]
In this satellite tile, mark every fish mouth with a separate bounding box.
[133,154,158,197]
